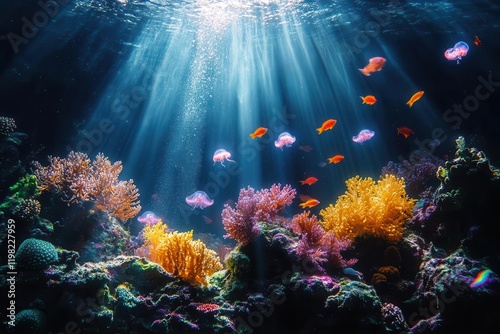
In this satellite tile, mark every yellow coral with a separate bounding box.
[141,222,223,286]
[320,174,416,242]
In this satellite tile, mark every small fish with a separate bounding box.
[406,91,424,107]
[299,198,320,208]
[317,119,337,134]
[203,215,213,224]
[250,127,268,139]
[328,155,344,164]
[360,95,377,105]
[298,145,313,152]
[397,126,414,138]
[474,35,482,47]
[359,57,386,76]
[318,162,327,167]
[300,177,318,185]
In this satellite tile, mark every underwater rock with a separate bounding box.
[325,281,385,332]
[407,248,500,333]
[429,137,500,255]
[12,308,48,333]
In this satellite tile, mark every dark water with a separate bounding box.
[1,0,500,235]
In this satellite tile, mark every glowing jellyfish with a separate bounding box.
[213,149,235,167]
[444,41,469,64]
[137,211,162,225]
[274,132,296,149]
[185,191,214,210]
[352,129,375,144]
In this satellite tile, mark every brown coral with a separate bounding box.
[140,222,223,286]
[320,174,416,243]
[33,152,141,221]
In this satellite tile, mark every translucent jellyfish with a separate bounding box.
[352,129,375,144]
[185,191,214,210]
[213,149,235,167]
[274,132,296,149]
[444,41,469,64]
[137,211,162,225]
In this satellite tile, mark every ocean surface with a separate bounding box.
[1,1,500,333]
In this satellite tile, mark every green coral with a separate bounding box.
[16,238,58,271]
[0,174,40,215]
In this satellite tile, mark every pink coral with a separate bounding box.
[222,184,296,245]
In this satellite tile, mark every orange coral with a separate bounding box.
[140,222,223,286]
[320,174,416,242]
[33,152,141,221]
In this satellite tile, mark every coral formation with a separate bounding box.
[222,183,295,245]
[16,238,58,270]
[0,116,16,135]
[14,309,48,332]
[33,152,141,221]
[381,149,444,197]
[320,174,416,242]
[139,221,223,286]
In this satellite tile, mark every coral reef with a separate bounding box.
[320,174,416,243]
[33,152,141,221]
[139,221,223,286]
[222,183,296,245]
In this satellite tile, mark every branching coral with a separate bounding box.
[33,152,141,221]
[222,184,296,245]
[291,211,356,269]
[320,174,416,243]
[140,222,223,286]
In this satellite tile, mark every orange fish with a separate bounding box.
[474,35,482,47]
[397,127,414,138]
[359,57,386,76]
[300,177,318,186]
[406,91,424,107]
[250,127,268,139]
[328,155,344,164]
[361,95,377,105]
[299,198,320,208]
[317,119,337,134]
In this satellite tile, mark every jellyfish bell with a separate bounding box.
[213,148,235,167]
[185,191,214,210]
[444,41,469,63]
[274,132,296,149]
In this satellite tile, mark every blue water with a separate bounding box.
[1,0,500,235]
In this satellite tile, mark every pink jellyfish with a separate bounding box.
[185,191,214,209]
[137,211,162,225]
[274,132,296,149]
[444,41,469,64]
[352,129,375,144]
[213,149,235,167]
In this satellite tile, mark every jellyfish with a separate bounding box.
[274,132,296,149]
[444,41,469,64]
[213,149,235,167]
[352,129,375,144]
[137,211,162,225]
[185,191,214,210]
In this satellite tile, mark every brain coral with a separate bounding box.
[320,174,416,242]
[15,309,48,332]
[16,238,58,270]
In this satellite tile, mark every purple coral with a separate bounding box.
[222,184,296,245]
[381,149,444,197]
